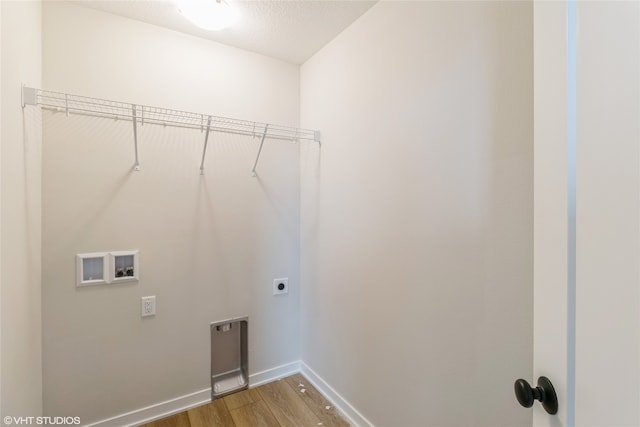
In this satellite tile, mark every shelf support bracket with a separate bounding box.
[251,125,269,177]
[21,86,37,108]
[132,105,141,171]
[200,116,213,175]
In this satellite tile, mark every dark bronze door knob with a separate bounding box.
[514,376,558,415]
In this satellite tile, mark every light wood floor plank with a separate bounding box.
[187,399,235,427]
[284,374,350,427]
[223,387,261,411]
[256,379,321,427]
[142,412,191,427]
[229,399,281,427]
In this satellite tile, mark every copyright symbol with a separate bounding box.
[4,416,12,425]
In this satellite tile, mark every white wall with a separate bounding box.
[42,2,300,423]
[300,2,533,426]
[0,0,43,419]
[575,2,639,425]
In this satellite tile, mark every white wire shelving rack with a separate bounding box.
[21,86,321,175]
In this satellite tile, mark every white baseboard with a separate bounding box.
[300,362,375,427]
[83,388,211,427]
[83,360,371,427]
[249,360,301,387]
[83,360,301,427]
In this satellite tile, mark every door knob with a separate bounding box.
[514,376,558,415]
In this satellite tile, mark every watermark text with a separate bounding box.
[4,416,80,425]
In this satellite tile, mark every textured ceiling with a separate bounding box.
[70,0,377,64]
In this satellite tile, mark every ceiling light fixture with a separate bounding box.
[177,0,239,31]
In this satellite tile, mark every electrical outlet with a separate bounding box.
[273,278,288,295]
[141,296,156,317]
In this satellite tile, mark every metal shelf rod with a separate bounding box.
[251,124,269,177]
[200,116,213,175]
[132,105,140,171]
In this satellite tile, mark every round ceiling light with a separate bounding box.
[177,0,239,31]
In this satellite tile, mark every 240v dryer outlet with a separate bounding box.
[273,278,288,295]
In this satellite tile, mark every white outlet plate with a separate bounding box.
[141,296,156,317]
[273,278,288,295]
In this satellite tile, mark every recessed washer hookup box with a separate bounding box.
[210,317,248,399]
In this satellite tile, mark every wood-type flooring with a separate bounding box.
[141,373,350,427]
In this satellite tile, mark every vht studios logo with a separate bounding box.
[4,416,81,425]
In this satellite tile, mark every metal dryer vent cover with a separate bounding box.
[210,317,248,399]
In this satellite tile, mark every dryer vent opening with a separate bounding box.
[210,317,248,399]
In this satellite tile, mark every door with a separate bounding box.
[533,1,640,426]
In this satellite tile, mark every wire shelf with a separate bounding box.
[22,86,320,174]
[26,88,319,142]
